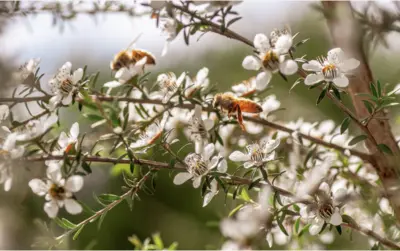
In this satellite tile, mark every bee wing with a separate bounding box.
[125,33,143,50]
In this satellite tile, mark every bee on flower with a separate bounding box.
[302,48,360,88]
[105,47,156,88]
[229,138,280,169]
[173,143,227,188]
[47,62,83,110]
[242,33,298,88]
[29,165,84,218]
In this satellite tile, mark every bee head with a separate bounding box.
[212,94,223,108]
[110,51,131,71]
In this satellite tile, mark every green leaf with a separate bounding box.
[152,233,164,249]
[248,178,261,190]
[98,194,121,202]
[348,135,368,146]
[81,161,92,174]
[54,218,77,230]
[340,117,351,134]
[377,144,393,155]
[336,225,342,235]
[370,82,378,97]
[377,80,382,97]
[277,214,289,236]
[362,100,374,114]
[298,223,311,237]
[316,88,327,105]
[73,225,85,240]
[332,87,341,100]
[168,242,179,250]
[294,217,300,234]
[240,188,251,202]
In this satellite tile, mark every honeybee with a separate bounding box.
[213,93,263,131]
[110,49,156,71]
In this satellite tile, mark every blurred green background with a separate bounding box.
[1,1,400,249]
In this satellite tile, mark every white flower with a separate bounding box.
[0,105,9,122]
[229,139,280,168]
[29,166,84,218]
[232,74,269,97]
[53,122,79,155]
[173,143,227,188]
[156,72,186,103]
[242,33,298,86]
[185,67,210,98]
[269,27,294,54]
[0,133,24,191]
[187,104,214,144]
[202,179,218,207]
[160,17,178,56]
[300,182,347,235]
[260,95,281,119]
[14,58,40,81]
[302,48,360,88]
[16,114,58,142]
[48,62,83,110]
[130,113,168,149]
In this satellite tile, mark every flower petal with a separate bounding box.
[327,47,345,65]
[4,177,12,192]
[173,172,192,185]
[64,198,83,215]
[304,73,324,86]
[329,208,343,226]
[203,143,215,160]
[229,151,250,162]
[275,34,292,54]
[203,119,214,131]
[243,161,254,169]
[72,68,83,84]
[44,201,59,218]
[218,159,228,173]
[255,71,272,91]
[65,175,84,192]
[70,122,79,139]
[29,179,48,196]
[333,75,349,88]
[309,217,324,235]
[302,60,322,72]
[193,176,202,188]
[242,56,261,71]
[104,81,123,88]
[62,93,73,105]
[58,132,69,149]
[253,33,270,52]
[340,58,360,72]
[203,191,216,207]
[279,59,298,75]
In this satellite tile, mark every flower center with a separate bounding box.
[247,144,265,165]
[160,76,178,94]
[59,79,74,96]
[322,64,338,79]
[262,50,280,71]
[318,202,334,221]
[189,118,208,141]
[49,183,66,200]
[185,153,208,177]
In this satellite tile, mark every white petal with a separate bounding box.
[194,104,202,119]
[340,58,360,72]
[57,132,69,149]
[64,198,83,215]
[275,34,292,54]
[203,119,214,131]
[304,73,324,86]
[44,201,59,218]
[333,75,349,88]
[302,60,323,72]
[196,67,209,83]
[72,68,83,84]
[70,122,79,139]
[209,156,219,170]
[193,176,202,188]
[327,47,345,65]
[0,105,9,121]
[266,232,273,248]
[203,191,216,207]
[309,217,324,235]
[47,167,62,183]
[279,59,298,75]
[45,113,58,128]
[333,188,347,204]
[65,175,84,192]
[104,80,123,88]
[218,159,228,173]
[253,33,270,52]
[319,182,330,194]
[176,72,186,86]
[29,179,48,196]
[329,208,342,226]
[242,56,261,71]
[255,71,272,91]
[229,151,250,162]
[243,161,254,169]
[62,93,73,105]
[49,95,61,111]
[203,143,215,160]
[161,42,169,57]
[173,172,192,185]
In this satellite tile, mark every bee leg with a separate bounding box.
[236,106,246,131]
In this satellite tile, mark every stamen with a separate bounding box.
[184,153,209,177]
[262,50,280,71]
[318,202,334,221]
[49,183,65,200]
